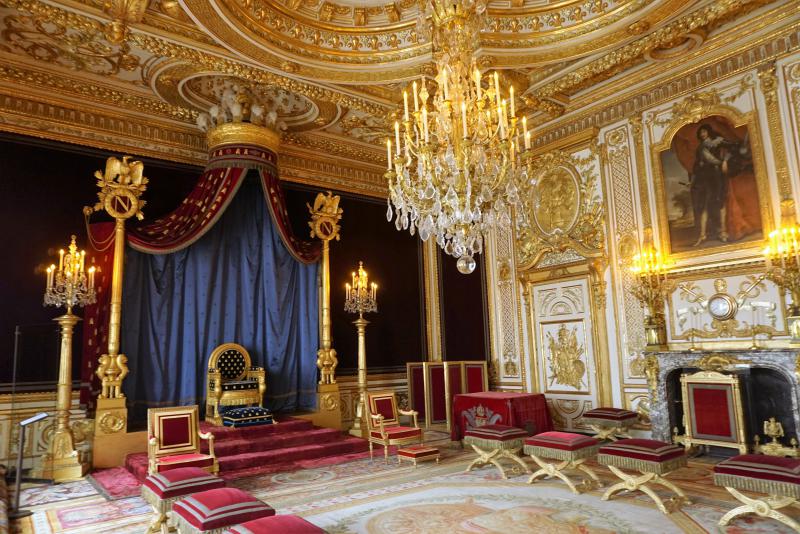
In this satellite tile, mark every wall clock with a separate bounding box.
[708,293,738,321]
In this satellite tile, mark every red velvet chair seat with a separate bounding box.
[524,431,600,461]
[714,454,800,498]
[598,438,686,475]
[172,487,274,533]
[583,408,638,424]
[157,452,216,472]
[369,426,421,440]
[224,515,325,534]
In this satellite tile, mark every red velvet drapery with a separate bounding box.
[80,143,320,406]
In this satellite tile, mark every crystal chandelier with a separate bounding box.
[385,0,529,274]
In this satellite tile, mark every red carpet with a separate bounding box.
[124,417,369,482]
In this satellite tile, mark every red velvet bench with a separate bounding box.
[463,424,530,479]
[171,487,275,534]
[141,466,225,534]
[225,515,325,533]
[581,408,638,441]
[598,438,689,514]
[524,431,601,494]
[713,454,800,531]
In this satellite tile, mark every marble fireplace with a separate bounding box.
[647,349,800,445]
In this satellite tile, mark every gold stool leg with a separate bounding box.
[465,445,506,478]
[589,424,631,441]
[719,487,800,531]
[529,456,602,494]
[602,465,686,514]
[501,447,531,476]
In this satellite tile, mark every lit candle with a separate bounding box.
[373,283,377,301]
[494,71,501,108]
[394,121,401,155]
[509,85,515,117]
[412,81,419,112]
[422,107,429,142]
[89,266,95,290]
[46,265,53,289]
[461,102,468,138]
[525,131,531,150]
[80,250,85,271]
[387,139,392,169]
[346,283,351,301]
[59,249,64,271]
[474,69,481,100]
[522,115,528,139]
[403,90,409,121]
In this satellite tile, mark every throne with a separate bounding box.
[205,343,266,425]
[147,405,218,475]
[366,391,423,462]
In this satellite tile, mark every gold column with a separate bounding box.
[308,192,343,429]
[85,156,148,441]
[349,317,369,437]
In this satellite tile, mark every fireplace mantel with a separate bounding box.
[647,349,800,442]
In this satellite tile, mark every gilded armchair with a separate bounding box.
[147,405,218,475]
[366,391,423,462]
[205,343,266,425]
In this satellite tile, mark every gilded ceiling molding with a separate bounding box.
[0,92,207,164]
[278,150,387,197]
[531,0,776,101]
[0,62,195,122]
[533,20,799,150]
[0,0,392,116]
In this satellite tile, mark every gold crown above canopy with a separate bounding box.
[206,122,281,154]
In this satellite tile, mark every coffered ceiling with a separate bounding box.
[0,0,784,183]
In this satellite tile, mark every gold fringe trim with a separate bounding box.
[714,473,800,499]
[597,453,686,475]
[524,444,599,462]
[582,417,635,427]
[169,511,230,534]
[464,436,524,450]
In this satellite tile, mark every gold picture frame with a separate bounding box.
[650,97,773,261]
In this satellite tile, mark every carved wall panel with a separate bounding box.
[530,279,599,430]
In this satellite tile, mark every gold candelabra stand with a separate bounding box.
[763,225,800,345]
[85,156,147,440]
[37,236,96,481]
[630,245,674,350]
[344,262,378,438]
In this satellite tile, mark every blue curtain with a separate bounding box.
[121,175,319,420]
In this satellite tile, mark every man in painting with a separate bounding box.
[689,124,748,246]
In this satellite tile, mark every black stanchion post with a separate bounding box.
[9,412,48,520]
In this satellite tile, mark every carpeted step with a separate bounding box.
[199,418,314,443]
[211,427,342,456]
[218,436,370,480]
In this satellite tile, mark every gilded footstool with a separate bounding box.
[397,445,440,467]
[171,487,275,534]
[141,466,226,534]
[713,454,800,531]
[524,431,601,494]
[225,515,325,533]
[598,438,689,514]
[464,424,530,479]
[581,408,638,441]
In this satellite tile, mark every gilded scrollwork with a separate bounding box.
[517,149,605,269]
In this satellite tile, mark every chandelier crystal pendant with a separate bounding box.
[385,0,530,274]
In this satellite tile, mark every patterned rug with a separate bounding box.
[11,445,799,533]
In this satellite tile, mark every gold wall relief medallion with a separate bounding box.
[546,324,587,390]
[691,353,747,372]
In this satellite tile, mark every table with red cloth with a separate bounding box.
[451,392,553,441]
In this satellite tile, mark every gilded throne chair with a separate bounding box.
[205,343,266,425]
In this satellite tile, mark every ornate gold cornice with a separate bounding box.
[531,0,775,102]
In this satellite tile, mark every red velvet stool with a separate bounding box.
[581,407,638,441]
[598,438,689,514]
[524,431,601,494]
[224,515,325,533]
[463,424,530,479]
[141,466,226,534]
[397,445,440,467]
[714,454,800,531]
[171,487,275,534]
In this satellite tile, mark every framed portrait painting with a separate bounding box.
[651,108,772,258]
